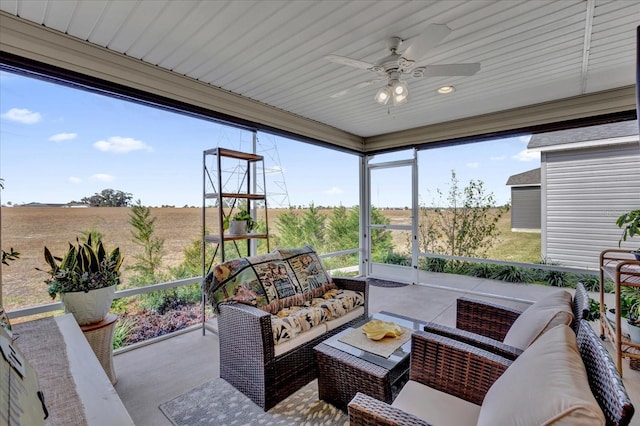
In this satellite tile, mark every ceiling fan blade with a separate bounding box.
[329,78,385,98]
[417,63,481,77]
[402,24,452,61]
[324,54,376,70]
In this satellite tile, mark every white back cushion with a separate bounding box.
[503,290,573,349]
[478,325,605,426]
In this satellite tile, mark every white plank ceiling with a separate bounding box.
[0,0,638,139]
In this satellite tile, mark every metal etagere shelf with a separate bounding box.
[599,248,640,375]
[200,143,270,334]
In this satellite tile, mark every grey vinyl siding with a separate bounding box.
[510,187,541,231]
[542,144,640,270]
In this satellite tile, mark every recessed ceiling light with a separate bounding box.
[437,86,455,94]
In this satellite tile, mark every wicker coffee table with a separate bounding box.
[314,311,426,411]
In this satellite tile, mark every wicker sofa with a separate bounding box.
[422,283,590,360]
[348,319,635,426]
[203,245,369,410]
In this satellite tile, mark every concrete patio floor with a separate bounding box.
[114,272,640,426]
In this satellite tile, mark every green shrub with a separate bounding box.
[466,262,496,278]
[578,275,601,292]
[113,317,134,350]
[585,298,601,322]
[421,257,448,273]
[491,265,529,283]
[544,269,569,287]
[383,251,411,266]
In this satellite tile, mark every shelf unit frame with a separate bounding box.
[599,248,640,375]
[200,145,270,334]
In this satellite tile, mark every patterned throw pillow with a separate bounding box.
[203,252,301,314]
[277,245,333,295]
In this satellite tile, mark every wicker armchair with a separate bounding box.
[348,320,634,426]
[218,276,368,411]
[422,282,590,360]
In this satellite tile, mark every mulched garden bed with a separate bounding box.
[119,303,213,346]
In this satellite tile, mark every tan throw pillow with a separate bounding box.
[502,290,573,349]
[478,325,605,426]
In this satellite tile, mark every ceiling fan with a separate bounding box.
[324,24,480,106]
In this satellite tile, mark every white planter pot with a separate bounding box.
[228,220,248,235]
[629,322,640,344]
[61,286,115,325]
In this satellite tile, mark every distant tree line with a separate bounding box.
[77,189,133,207]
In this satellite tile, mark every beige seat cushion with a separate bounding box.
[478,325,605,426]
[324,306,365,331]
[502,290,573,349]
[392,380,481,426]
[273,323,327,356]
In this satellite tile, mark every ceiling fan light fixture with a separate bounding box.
[390,79,408,96]
[393,91,408,106]
[375,86,392,105]
[390,79,408,106]
[437,85,455,94]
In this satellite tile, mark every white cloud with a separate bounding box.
[67,176,82,184]
[466,162,479,168]
[50,132,77,142]
[512,149,540,162]
[324,187,343,195]
[1,108,42,124]
[93,136,153,153]
[90,174,115,182]
[490,155,506,161]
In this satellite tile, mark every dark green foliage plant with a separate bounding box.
[420,257,448,273]
[39,234,123,298]
[577,275,601,292]
[544,269,569,287]
[585,298,601,322]
[383,251,411,266]
[616,209,640,251]
[139,284,201,314]
[224,205,257,232]
[1,247,19,266]
[491,265,529,283]
[467,262,497,278]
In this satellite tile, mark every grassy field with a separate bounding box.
[1,206,540,311]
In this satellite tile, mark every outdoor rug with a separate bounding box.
[368,278,409,288]
[159,378,348,425]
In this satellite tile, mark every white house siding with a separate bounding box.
[541,143,640,270]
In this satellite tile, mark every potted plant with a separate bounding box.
[620,286,640,343]
[225,207,256,235]
[628,302,640,343]
[38,234,123,325]
[616,209,640,261]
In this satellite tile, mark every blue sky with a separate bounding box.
[0,70,538,208]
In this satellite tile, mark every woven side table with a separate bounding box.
[80,314,118,385]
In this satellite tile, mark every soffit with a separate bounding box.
[0,1,638,151]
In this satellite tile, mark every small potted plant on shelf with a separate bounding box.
[38,234,123,325]
[621,286,640,343]
[225,207,256,235]
[616,209,640,261]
